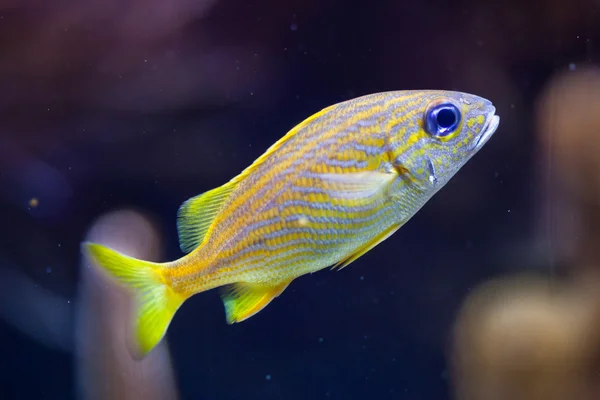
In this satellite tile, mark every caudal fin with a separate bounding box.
[82,242,185,358]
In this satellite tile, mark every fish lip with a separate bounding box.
[473,111,500,151]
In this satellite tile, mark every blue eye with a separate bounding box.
[425,103,461,137]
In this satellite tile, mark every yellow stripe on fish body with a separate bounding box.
[83,90,500,358]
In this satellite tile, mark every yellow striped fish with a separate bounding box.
[83,90,500,358]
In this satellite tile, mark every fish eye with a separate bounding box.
[424,103,461,137]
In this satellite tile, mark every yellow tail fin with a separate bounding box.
[82,242,185,358]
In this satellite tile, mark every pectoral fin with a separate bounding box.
[221,281,292,323]
[332,223,402,271]
[318,170,397,201]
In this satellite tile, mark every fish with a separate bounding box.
[83,90,500,358]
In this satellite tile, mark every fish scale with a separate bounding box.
[83,89,500,358]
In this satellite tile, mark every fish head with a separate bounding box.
[387,90,500,190]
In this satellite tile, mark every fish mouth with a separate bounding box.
[473,110,500,151]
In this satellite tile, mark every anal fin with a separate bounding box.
[332,223,402,271]
[221,281,291,324]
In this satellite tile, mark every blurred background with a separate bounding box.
[1,0,600,399]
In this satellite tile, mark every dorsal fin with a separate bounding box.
[228,102,337,185]
[177,182,237,253]
[177,102,336,253]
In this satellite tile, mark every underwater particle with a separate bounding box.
[360,276,364,280]
[569,63,577,71]
[290,23,298,31]
[28,197,39,208]
[318,337,324,343]
[265,374,271,381]
[46,267,52,274]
